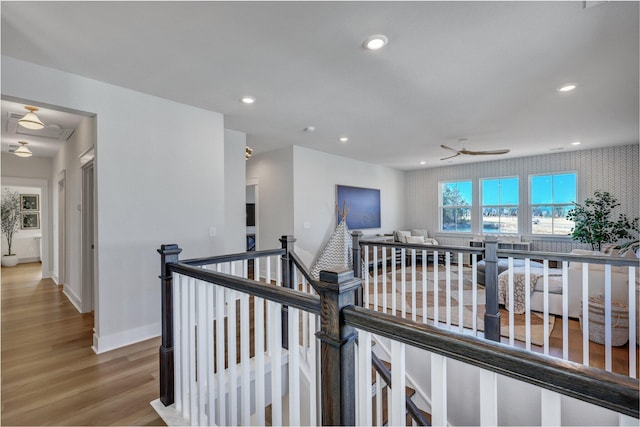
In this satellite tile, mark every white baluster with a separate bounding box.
[411,249,417,321]
[541,388,561,426]
[254,257,260,283]
[629,266,637,378]
[382,247,388,314]
[268,300,282,426]
[562,261,569,360]
[375,372,382,427]
[308,312,317,425]
[457,252,464,333]
[479,369,497,427]
[365,245,370,308]
[472,254,478,334]
[390,341,406,427]
[240,293,250,425]
[173,273,183,413]
[254,296,266,426]
[206,283,215,426]
[401,248,407,318]
[582,263,590,365]
[525,259,531,351]
[445,253,451,327]
[197,280,207,425]
[288,307,300,426]
[180,275,190,419]
[508,257,515,346]
[604,264,612,372]
[276,255,282,287]
[227,289,238,425]
[543,260,550,355]
[374,247,379,311]
[357,330,372,427]
[392,248,397,315]
[422,250,427,323]
[431,353,447,427]
[433,251,439,326]
[189,277,198,425]
[266,257,271,285]
[215,286,226,426]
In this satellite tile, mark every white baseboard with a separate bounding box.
[63,285,82,312]
[92,323,161,354]
[18,257,41,264]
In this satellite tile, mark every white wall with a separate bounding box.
[405,144,640,252]
[292,146,405,267]
[50,115,95,310]
[1,154,52,275]
[0,185,42,262]
[224,129,247,253]
[2,56,230,353]
[246,146,294,252]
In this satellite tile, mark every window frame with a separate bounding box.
[480,176,520,234]
[439,180,473,233]
[529,172,577,236]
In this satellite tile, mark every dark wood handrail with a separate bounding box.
[288,250,319,290]
[181,248,286,267]
[344,305,639,418]
[496,249,640,267]
[371,352,431,426]
[359,239,485,255]
[168,262,321,315]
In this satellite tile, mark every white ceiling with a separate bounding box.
[1,1,638,169]
[1,100,85,157]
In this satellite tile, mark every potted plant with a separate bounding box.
[566,190,638,252]
[1,190,22,267]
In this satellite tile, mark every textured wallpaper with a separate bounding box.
[404,144,639,253]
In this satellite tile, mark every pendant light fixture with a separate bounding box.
[245,147,253,160]
[14,141,33,158]
[18,106,45,130]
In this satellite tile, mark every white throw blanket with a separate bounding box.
[497,266,562,314]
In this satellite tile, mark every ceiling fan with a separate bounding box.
[440,139,510,160]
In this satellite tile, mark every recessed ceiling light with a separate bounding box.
[303,126,316,133]
[339,137,349,143]
[241,96,256,104]
[557,83,577,92]
[419,161,426,165]
[571,141,581,145]
[363,34,388,50]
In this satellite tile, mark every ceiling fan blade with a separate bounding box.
[460,149,510,155]
[440,144,460,153]
[440,152,460,161]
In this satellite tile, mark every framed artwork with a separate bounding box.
[336,185,381,229]
[21,212,40,230]
[20,194,39,211]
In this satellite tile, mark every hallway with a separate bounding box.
[1,263,164,426]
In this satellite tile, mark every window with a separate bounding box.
[530,172,576,235]
[440,181,472,232]
[481,177,519,233]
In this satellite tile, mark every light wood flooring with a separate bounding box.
[1,262,165,426]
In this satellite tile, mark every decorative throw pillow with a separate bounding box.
[406,235,425,244]
[410,229,429,239]
[602,243,617,255]
[424,238,439,245]
[395,230,411,243]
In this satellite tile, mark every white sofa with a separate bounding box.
[530,249,636,319]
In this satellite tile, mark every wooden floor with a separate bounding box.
[1,263,165,426]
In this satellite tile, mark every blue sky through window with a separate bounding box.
[482,177,518,205]
[531,173,576,204]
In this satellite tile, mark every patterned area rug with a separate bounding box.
[367,268,555,346]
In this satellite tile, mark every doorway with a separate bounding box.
[81,157,95,313]
[57,171,66,285]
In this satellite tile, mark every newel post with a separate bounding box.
[483,237,501,342]
[316,268,361,426]
[351,231,363,306]
[280,235,296,349]
[158,244,182,406]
